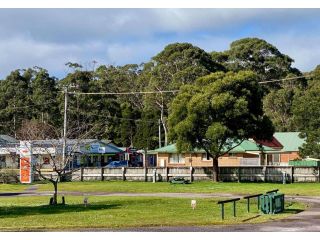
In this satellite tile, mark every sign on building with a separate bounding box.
[19,141,33,184]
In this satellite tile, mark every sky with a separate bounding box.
[0,8,320,79]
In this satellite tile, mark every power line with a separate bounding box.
[69,110,157,123]
[67,90,180,95]
[0,73,313,118]
[258,74,312,84]
[0,99,58,111]
[63,74,312,97]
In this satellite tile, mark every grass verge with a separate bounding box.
[0,183,28,192]
[0,195,306,231]
[33,181,320,196]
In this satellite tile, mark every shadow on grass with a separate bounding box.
[0,193,27,197]
[0,202,121,219]
[283,208,304,214]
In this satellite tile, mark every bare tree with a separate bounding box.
[16,120,105,205]
[17,119,60,140]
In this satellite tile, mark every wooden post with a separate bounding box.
[263,166,267,182]
[190,166,193,182]
[221,203,224,220]
[238,167,241,183]
[218,198,240,220]
[152,169,156,183]
[165,167,169,182]
[291,166,294,183]
[101,167,104,181]
[80,167,84,182]
[144,167,147,182]
[318,167,320,183]
[247,198,250,213]
[122,167,126,181]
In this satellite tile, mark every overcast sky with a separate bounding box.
[0,8,319,79]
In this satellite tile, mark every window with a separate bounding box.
[273,154,280,164]
[202,153,212,161]
[0,156,6,168]
[169,154,185,163]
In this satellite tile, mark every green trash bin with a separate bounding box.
[259,193,285,214]
[259,194,270,214]
[271,193,285,214]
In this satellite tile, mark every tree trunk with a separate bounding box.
[160,108,168,146]
[212,157,219,182]
[143,148,147,168]
[161,119,168,146]
[52,180,58,205]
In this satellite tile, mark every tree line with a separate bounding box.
[0,37,320,160]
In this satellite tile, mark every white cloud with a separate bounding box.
[267,34,320,72]
[0,9,320,78]
[0,37,108,78]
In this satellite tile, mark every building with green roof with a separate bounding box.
[264,132,305,165]
[273,132,305,152]
[151,132,305,167]
[152,139,275,167]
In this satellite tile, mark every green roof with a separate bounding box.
[153,140,274,154]
[154,144,203,154]
[273,132,305,152]
[228,140,274,153]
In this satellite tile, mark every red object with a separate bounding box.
[20,157,31,183]
[255,137,283,149]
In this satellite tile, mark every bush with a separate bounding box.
[0,169,19,183]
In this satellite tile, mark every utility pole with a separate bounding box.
[13,103,16,139]
[62,86,68,167]
[158,119,161,148]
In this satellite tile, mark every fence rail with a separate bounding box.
[39,166,320,183]
[2,166,320,183]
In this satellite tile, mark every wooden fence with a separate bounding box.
[66,166,320,183]
[3,166,320,183]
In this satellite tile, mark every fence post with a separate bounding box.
[266,166,269,183]
[101,167,104,181]
[238,167,241,183]
[80,167,84,181]
[122,167,126,181]
[262,166,266,182]
[144,167,147,182]
[318,167,320,183]
[153,169,156,183]
[165,167,169,182]
[190,166,193,182]
[291,166,294,183]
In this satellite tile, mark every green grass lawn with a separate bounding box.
[0,195,305,231]
[0,183,28,192]
[33,181,320,196]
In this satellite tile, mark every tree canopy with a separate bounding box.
[292,68,320,159]
[0,38,317,160]
[168,71,274,181]
[212,38,301,89]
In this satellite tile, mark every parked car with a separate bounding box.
[106,160,128,168]
[169,177,190,184]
